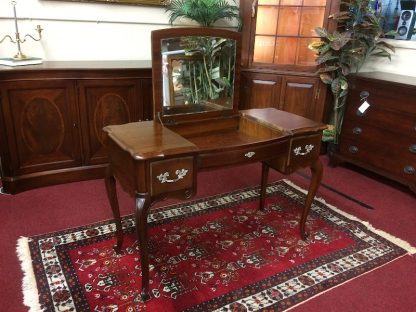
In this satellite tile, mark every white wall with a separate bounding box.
[0,0,201,61]
[360,40,416,77]
[1,0,415,77]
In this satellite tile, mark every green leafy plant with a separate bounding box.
[309,0,395,143]
[166,0,241,28]
[177,36,236,105]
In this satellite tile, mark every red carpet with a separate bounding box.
[17,180,415,311]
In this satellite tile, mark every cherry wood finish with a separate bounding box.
[240,70,327,121]
[330,72,416,193]
[0,61,152,194]
[104,108,326,301]
[103,26,326,302]
[239,1,334,122]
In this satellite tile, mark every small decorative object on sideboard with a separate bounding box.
[0,1,43,66]
[330,72,416,194]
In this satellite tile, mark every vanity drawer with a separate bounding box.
[287,134,322,171]
[198,139,290,169]
[149,156,196,197]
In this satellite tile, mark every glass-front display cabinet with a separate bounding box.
[239,0,337,122]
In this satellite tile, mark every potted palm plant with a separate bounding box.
[309,0,395,145]
[165,0,241,28]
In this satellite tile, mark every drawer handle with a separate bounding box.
[403,166,415,175]
[348,145,359,154]
[157,169,188,183]
[359,91,369,100]
[245,151,256,158]
[352,127,362,135]
[293,144,314,156]
[409,144,416,154]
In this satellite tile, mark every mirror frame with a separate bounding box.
[151,27,242,125]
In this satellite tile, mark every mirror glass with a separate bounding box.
[160,36,237,116]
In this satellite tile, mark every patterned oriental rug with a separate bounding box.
[18,180,416,312]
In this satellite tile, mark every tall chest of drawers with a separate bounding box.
[331,72,416,193]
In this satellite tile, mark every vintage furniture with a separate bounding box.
[103,27,326,301]
[0,61,152,194]
[237,0,337,122]
[330,72,416,193]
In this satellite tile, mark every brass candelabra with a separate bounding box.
[0,1,43,60]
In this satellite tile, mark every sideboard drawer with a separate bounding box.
[149,156,196,197]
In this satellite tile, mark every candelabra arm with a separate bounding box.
[20,26,43,43]
[0,35,16,44]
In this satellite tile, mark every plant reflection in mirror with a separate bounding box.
[171,36,236,108]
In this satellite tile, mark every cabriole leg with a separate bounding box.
[135,193,152,302]
[300,158,323,240]
[104,165,123,252]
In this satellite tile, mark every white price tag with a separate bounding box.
[358,100,370,114]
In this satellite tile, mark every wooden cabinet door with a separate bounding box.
[1,80,81,175]
[141,78,153,120]
[78,79,141,165]
[280,76,323,121]
[240,72,282,110]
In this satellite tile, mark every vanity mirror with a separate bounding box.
[152,27,241,125]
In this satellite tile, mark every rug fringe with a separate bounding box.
[282,179,416,255]
[286,253,409,311]
[16,236,44,312]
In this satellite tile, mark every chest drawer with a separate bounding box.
[344,92,416,136]
[339,135,416,182]
[149,156,196,197]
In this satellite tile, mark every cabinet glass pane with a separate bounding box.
[274,37,297,64]
[303,0,327,5]
[258,0,280,4]
[256,6,279,35]
[300,7,325,36]
[296,38,317,65]
[254,36,276,63]
[277,7,301,35]
[280,0,302,5]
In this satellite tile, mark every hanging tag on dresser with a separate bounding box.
[358,100,370,114]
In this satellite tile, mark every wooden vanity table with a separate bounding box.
[103,28,326,301]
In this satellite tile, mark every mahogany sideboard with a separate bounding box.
[0,61,152,194]
[330,71,416,193]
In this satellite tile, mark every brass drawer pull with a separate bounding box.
[245,151,255,158]
[352,127,362,135]
[293,144,314,156]
[157,169,188,183]
[409,144,416,154]
[403,166,415,175]
[348,145,359,154]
